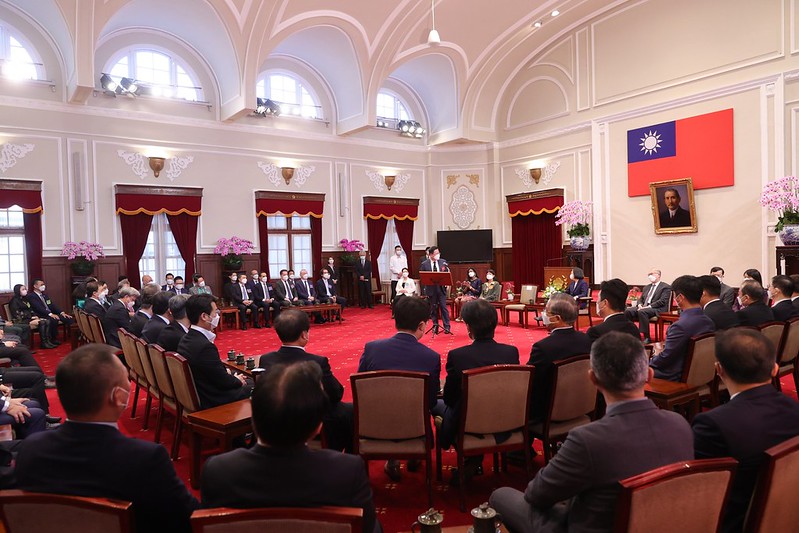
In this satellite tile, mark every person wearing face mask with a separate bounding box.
[101,286,139,348]
[650,275,715,381]
[565,268,590,307]
[161,273,175,292]
[454,269,482,322]
[15,344,199,533]
[83,281,108,318]
[316,268,347,321]
[623,268,672,344]
[698,275,739,331]
[296,269,326,324]
[394,268,416,298]
[479,269,502,302]
[709,267,735,307]
[527,293,593,422]
[769,275,799,321]
[171,276,189,295]
[273,269,300,307]
[419,246,451,333]
[141,291,173,344]
[178,294,253,409]
[223,273,260,331]
[389,245,408,304]
[189,274,213,296]
[27,278,75,344]
[586,279,641,341]
[8,284,49,349]
[354,252,374,309]
[252,271,279,327]
[326,258,339,285]
[735,280,775,327]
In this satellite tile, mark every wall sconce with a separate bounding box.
[281,167,295,185]
[529,167,543,184]
[384,175,396,190]
[149,157,166,177]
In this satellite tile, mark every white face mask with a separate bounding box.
[37,285,45,292]
[199,281,206,287]
[737,296,743,307]
[208,312,220,329]
[240,278,247,285]
[569,274,575,281]
[468,271,475,278]
[281,275,288,281]
[322,273,330,279]
[110,386,130,411]
[486,274,494,281]
[230,276,237,282]
[402,272,409,278]
[542,311,551,326]
[328,260,334,265]
[261,277,267,282]
[433,253,441,261]
[301,274,309,280]
[648,274,657,283]
[166,279,174,286]
[175,284,184,290]
[395,250,402,256]
[359,256,366,261]
[289,274,295,279]
[595,301,602,316]
[100,289,109,298]
[20,289,27,296]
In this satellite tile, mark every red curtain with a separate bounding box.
[311,216,322,276]
[22,212,42,282]
[119,213,154,289]
[363,202,418,220]
[395,218,415,276]
[366,217,389,287]
[166,214,198,279]
[258,216,270,274]
[511,212,561,291]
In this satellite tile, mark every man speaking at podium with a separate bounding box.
[420,246,452,334]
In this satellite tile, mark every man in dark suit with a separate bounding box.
[141,291,171,344]
[650,275,715,381]
[161,272,175,292]
[172,276,190,295]
[699,275,739,330]
[224,273,260,330]
[624,268,672,343]
[419,245,452,333]
[15,344,198,533]
[769,275,799,321]
[693,329,799,533]
[528,293,593,421]
[710,267,736,307]
[491,332,694,533]
[258,309,353,452]
[790,274,799,310]
[129,282,160,337]
[200,362,380,533]
[82,280,108,318]
[295,269,326,324]
[156,294,190,352]
[355,251,374,309]
[102,286,138,348]
[587,278,641,341]
[177,294,253,409]
[27,278,74,345]
[736,281,775,327]
[317,267,347,314]
[358,296,443,480]
[273,269,299,308]
[251,271,279,327]
[658,187,692,227]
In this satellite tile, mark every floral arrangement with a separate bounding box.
[61,241,105,262]
[555,200,593,237]
[760,176,799,232]
[214,236,254,257]
[542,275,568,300]
[339,238,365,264]
[628,286,642,305]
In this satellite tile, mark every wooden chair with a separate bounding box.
[529,354,596,462]
[165,352,203,466]
[217,299,239,331]
[0,489,134,533]
[147,344,180,454]
[773,317,799,392]
[503,285,538,327]
[680,332,719,408]
[436,365,534,511]
[577,294,594,327]
[117,330,142,419]
[2,302,40,347]
[190,506,363,533]
[744,434,799,532]
[370,278,386,305]
[133,335,159,431]
[613,458,737,533]
[350,371,433,507]
[87,313,108,345]
[650,292,673,342]
[759,321,787,363]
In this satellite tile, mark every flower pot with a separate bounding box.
[570,235,591,251]
[340,253,358,265]
[221,255,243,271]
[778,224,799,245]
[70,260,95,276]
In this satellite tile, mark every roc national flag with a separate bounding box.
[626,108,734,197]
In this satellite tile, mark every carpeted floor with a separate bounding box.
[31,305,799,532]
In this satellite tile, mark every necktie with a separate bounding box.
[39,293,51,313]
[433,261,438,272]
[645,284,655,305]
[241,284,247,300]
[285,281,293,298]
[304,280,309,295]
[325,281,331,296]
[261,282,266,298]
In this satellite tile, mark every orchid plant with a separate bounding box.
[555,200,593,238]
[339,238,365,264]
[760,176,799,232]
[542,275,568,300]
[214,236,255,257]
[61,241,105,262]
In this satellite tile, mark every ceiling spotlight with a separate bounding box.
[533,21,542,28]
[398,120,425,138]
[551,9,559,16]
[428,0,441,45]
[254,98,281,117]
[120,77,138,95]
[100,73,117,92]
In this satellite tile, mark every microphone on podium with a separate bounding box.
[545,257,564,265]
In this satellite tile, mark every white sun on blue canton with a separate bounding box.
[639,130,662,155]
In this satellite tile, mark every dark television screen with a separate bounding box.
[436,230,493,263]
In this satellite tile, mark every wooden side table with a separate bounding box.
[655,312,680,341]
[186,399,252,488]
[645,378,700,421]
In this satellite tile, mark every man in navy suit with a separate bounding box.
[82,281,108,318]
[251,271,279,327]
[27,278,74,346]
[161,272,175,292]
[736,281,775,327]
[528,293,593,421]
[624,268,672,343]
[650,275,715,381]
[295,269,326,324]
[177,294,253,409]
[102,286,138,349]
[354,251,374,309]
[200,362,380,533]
[710,267,736,307]
[258,309,353,452]
[141,291,171,344]
[769,275,799,321]
[586,279,641,341]
[698,275,739,330]
[171,276,190,295]
[317,267,347,314]
[129,282,160,337]
[358,296,443,480]
[693,329,799,532]
[15,343,198,533]
[156,294,190,353]
[224,273,260,330]
[419,246,452,334]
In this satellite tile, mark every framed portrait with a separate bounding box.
[650,178,697,234]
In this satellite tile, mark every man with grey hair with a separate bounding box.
[130,282,161,337]
[527,293,592,421]
[624,268,671,343]
[156,294,191,352]
[493,332,693,533]
[102,286,140,348]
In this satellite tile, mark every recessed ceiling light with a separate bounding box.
[551,10,559,17]
[533,21,542,28]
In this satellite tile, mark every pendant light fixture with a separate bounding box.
[428,0,441,45]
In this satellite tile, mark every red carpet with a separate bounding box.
[31,306,799,532]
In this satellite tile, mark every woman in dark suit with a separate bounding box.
[9,284,54,349]
[454,268,482,322]
[566,268,590,309]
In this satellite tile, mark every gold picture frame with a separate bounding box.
[650,178,698,235]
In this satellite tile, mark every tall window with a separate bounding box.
[256,72,321,119]
[377,219,401,282]
[0,206,26,291]
[107,48,201,101]
[138,214,185,283]
[267,215,312,278]
[376,90,411,128]
[0,22,44,81]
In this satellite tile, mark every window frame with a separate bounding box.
[256,70,323,120]
[0,21,45,81]
[266,214,313,278]
[138,213,186,283]
[104,46,203,102]
[0,206,27,292]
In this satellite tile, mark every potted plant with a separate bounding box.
[760,176,799,244]
[214,236,254,271]
[338,238,365,265]
[61,241,105,276]
[542,275,568,300]
[628,287,642,307]
[555,200,593,251]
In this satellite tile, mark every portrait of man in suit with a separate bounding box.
[650,179,697,234]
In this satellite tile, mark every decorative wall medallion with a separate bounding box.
[446,174,459,188]
[468,174,480,187]
[367,170,409,192]
[258,162,281,186]
[393,173,410,192]
[450,185,477,229]
[515,162,561,188]
[0,143,35,173]
[164,155,194,181]
[366,170,385,191]
[259,162,314,188]
[117,150,148,178]
[292,166,315,188]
